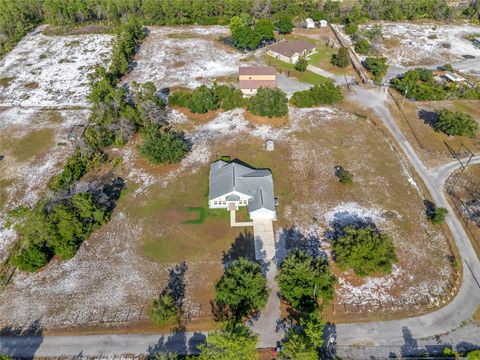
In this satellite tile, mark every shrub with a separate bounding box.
[215,258,269,320]
[355,39,370,54]
[430,207,448,225]
[49,150,89,191]
[212,84,245,110]
[138,126,189,165]
[291,82,343,107]
[338,168,353,185]
[294,56,309,72]
[187,85,219,113]
[332,227,397,276]
[344,23,358,35]
[435,109,479,138]
[276,250,337,310]
[11,243,50,272]
[197,322,258,360]
[149,293,178,326]
[248,87,288,118]
[364,57,388,84]
[331,47,350,68]
[468,350,480,360]
[168,91,191,108]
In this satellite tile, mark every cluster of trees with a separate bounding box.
[363,57,388,84]
[7,193,109,272]
[390,68,480,101]
[332,226,397,277]
[168,84,244,113]
[247,87,288,118]
[276,249,336,358]
[229,15,274,50]
[139,126,189,165]
[435,109,479,138]
[290,82,343,107]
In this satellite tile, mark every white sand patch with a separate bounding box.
[0,26,113,106]
[125,26,248,89]
[323,202,393,228]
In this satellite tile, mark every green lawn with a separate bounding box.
[264,55,330,85]
[1,128,55,162]
[308,46,353,76]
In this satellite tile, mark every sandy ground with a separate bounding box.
[0,26,112,106]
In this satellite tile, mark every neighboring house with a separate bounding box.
[208,159,277,220]
[267,40,316,64]
[443,71,466,83]
[319,19,328,28]
[239,66,277,96]
[305,18,315,29]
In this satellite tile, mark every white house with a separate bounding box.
[319,19,328,28]
[208,159,276,220]
[305,18,315,29]
[267,40,317,64]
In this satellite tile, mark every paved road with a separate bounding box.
[337,86,480,346]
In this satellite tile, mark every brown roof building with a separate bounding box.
[239,66,277,96]
[267,40,316,64]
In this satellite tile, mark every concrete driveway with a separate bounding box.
[253,219,276,261]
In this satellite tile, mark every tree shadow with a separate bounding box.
[167,262,188,309]
[424,199,437,219]
[418,109,439,129]
[276,227,327,262]
[0,320,44,358]
[222,230,256,268]
[326,211,379,240]
[456,341,480,354]
[400,326,423,358]
[146,331,206,356]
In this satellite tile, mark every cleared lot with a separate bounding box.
[0,26,112,106]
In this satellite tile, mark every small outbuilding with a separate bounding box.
[305,18,315,29]
[443,71,465,83]
[266,139,274,151]
[319,20,328,28]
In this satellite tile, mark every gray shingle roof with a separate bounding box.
[209,159,276,213]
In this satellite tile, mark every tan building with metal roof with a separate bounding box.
[239,66,277,96]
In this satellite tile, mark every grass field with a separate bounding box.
[1,128,55,162]
[264,55,331,85]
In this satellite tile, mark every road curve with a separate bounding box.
[337,87,480,346]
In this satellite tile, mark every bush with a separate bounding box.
[276,250,337,310]
[212,84,245,110]
[355,39,370,54]
[49,150,89,191]
[11,243,50,272]
[435,109,479,138]
[248,87,288,118]
[468,350,480,360]
[430,207,448,225]
[344,23,358,35]
[149,293,178,326]
[332,227,397,276]
[197,322,258,360]
[168,91,191,108]
[294,56,309,72]
[215,258,269,320]
[138,126,189,165]
[364,57,388,84]
[187,85,219,114]
[331,47,350,68]
[291,82,343,107]
[338,168,353,185]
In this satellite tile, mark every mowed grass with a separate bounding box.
[264,55,331,85]
[1,128,55,162]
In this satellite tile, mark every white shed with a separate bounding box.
[319,19,328,28]
[305,18,315,29]
[266,139,274,151]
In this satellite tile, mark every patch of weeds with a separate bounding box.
[0,77,15,87]
[355,112,368,120]
[24,82,39,89]
[57,142,67,146]
[66,40,81,47]
[427,34,437,40]
[474,305,480,323]
[183,207,207,224]
[59,58,74,64]
[0,178,15,209]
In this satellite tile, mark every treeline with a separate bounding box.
[2,0,478,58]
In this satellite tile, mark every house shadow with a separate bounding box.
[146,331,206,356]
[418,109,439,129]
[0,320,44,358]
[222,230,256,268]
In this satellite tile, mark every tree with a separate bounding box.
[338,168,353,185]
[280,312,325,360]
[355,39,370,55]
[149,293,178,326]
[344,23,358,35]
[331,47,350,68]
[215,258,269,320]
[430,207,448,225]
[276,250,337,310]
[276,14,294,34]
[468,350,480,360]
[138,126,189,165]
[435,109,479,138]
[197,322,258,360]
[247,87,288,118]
[294,56,308,72]
[11,243,50,272]
[187,85,219,114]
[364,57,388,84]
[332,227,397,277]
[253,19,274,42]
[212,84,245,110]
[290,82,343,107]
